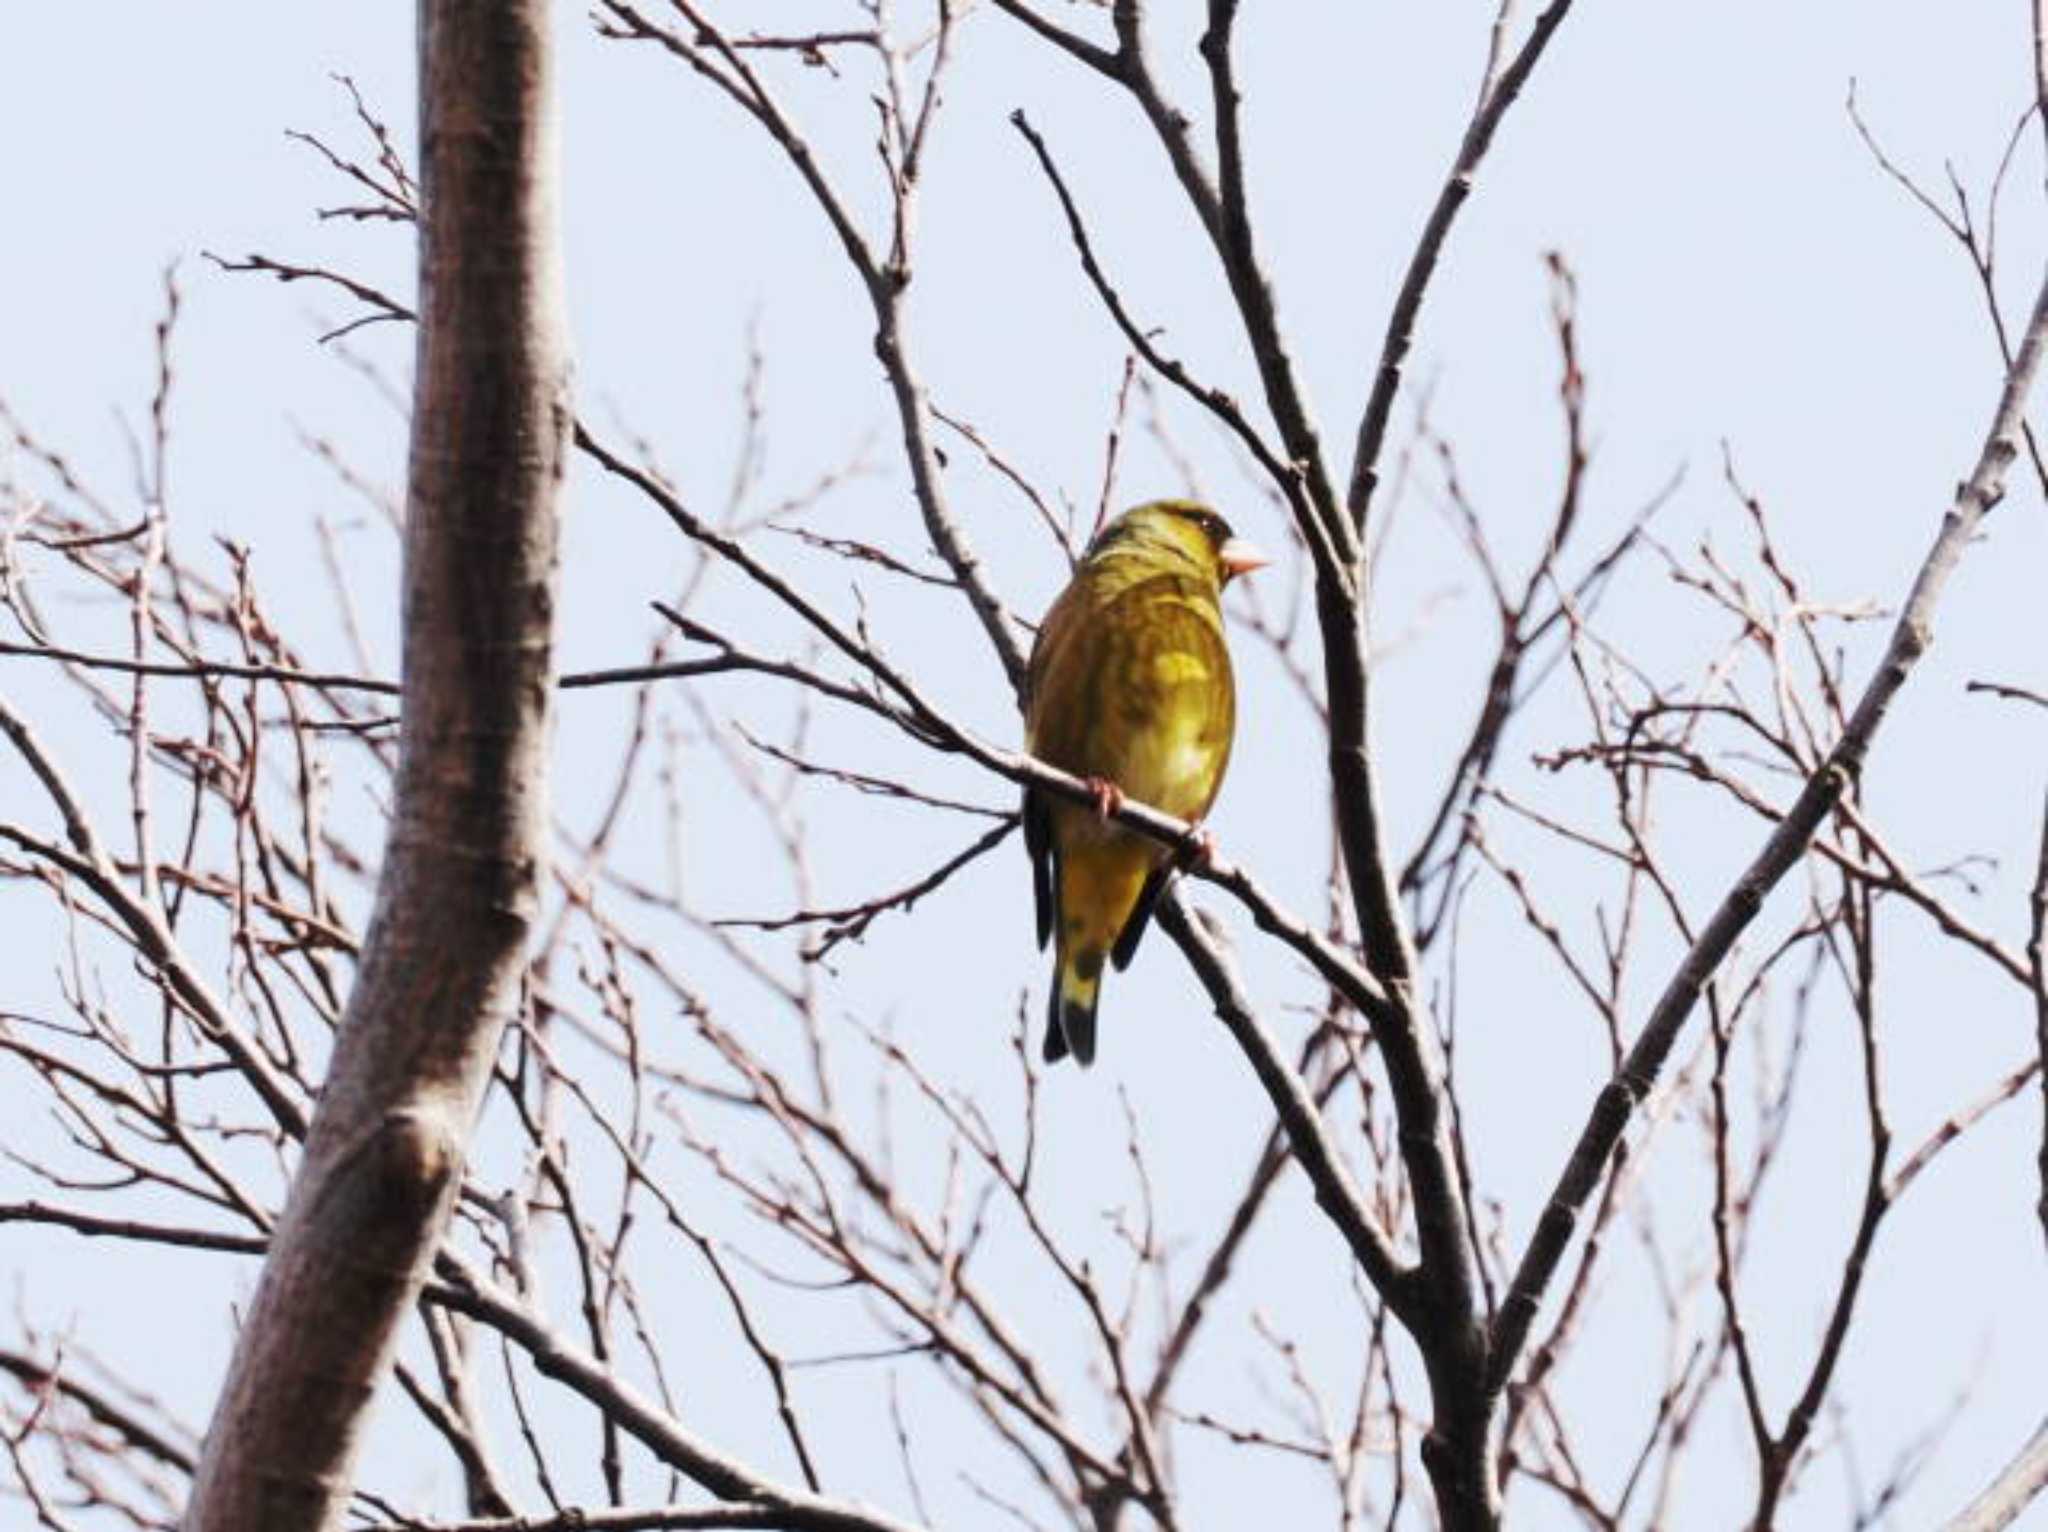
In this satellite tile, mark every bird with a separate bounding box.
[1022,499,1267,1066]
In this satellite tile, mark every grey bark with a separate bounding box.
[1942,1418,2048,1532]
[181,2,569,1526]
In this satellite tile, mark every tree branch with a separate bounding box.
[1345,0,1579,537]
[1491,257,2048,1393]
[1942,1417,2048,1532]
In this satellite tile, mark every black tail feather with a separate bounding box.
[1059,994,1097,1067]
[1042,980,1069,1064]
[1043,966,1100,1068]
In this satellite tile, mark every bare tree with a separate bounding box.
[2,3,2047,1531]
[181,1,572,1525]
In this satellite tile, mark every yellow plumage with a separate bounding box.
[1023,501,1265,1065]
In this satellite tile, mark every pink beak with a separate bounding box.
[1218,536,1271,580]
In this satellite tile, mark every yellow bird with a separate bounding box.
[1024,500,1267,1066]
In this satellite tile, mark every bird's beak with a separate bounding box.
[1218,537,1271,581]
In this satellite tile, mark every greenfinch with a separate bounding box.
[1023,500,1267,1066]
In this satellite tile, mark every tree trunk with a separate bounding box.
[181,3,569,1526]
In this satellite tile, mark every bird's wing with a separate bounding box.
[1023,784,1054,950]
[1110,861,1173,971]
[1085,574,1235,820]
[1023,581,1088,952]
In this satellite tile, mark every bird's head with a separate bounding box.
[1092,500,1270,589]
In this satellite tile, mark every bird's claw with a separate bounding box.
[1083,776,1126,820]
[1177,824,1218,871]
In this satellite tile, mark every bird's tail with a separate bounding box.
[1043,946,1105,1067]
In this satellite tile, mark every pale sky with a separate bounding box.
[4,4,2047,1528]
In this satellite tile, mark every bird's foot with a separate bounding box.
[1176,823,1218,871]
[1083,776,1126,820]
